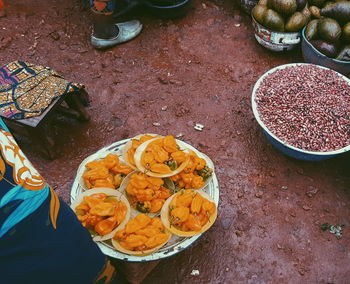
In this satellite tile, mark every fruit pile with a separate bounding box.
[252,0,311,32]
[305,0,350,61]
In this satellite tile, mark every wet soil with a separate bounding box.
[1,0,350,283]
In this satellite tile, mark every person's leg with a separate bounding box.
[0,0,5,17]
[90,0,119,39]
[89,0,143,49]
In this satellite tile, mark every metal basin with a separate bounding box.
[144,0,191,19]
[301,27,350,77]
[251,63,350,161]
[252,16,301,52]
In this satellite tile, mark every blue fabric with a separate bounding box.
[0,118,108,284]
[0,184,49,238]
[0,117,8,130]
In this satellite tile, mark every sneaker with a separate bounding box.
[91,20,142,49]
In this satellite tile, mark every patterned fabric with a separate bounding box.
[89,0,115,15]
[0,61,82,119]
[0,118,117,284]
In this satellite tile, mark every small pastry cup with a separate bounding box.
[160,189,217,237]
[111,229,172,256]
[119,170,171,216]
[122,134,161,170]
[70,187,131,242]
[134,137,191,178]
[78,151,131,191]
[184,149,215,190]
[78,150,124,191]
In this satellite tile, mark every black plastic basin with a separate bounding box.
[144,0,192,19]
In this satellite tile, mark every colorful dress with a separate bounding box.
[0,118,117,284]
[89,0,116,15]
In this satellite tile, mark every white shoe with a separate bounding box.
[91,20,142,49]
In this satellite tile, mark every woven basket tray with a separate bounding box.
[70,138,220,262]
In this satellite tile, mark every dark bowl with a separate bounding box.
[301,27,350,77]
[144,0,191,19]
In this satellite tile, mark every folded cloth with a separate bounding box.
[0,61,83,119]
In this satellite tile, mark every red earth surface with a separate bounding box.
[1,0,350,283]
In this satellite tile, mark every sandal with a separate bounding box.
[91,20,142,49]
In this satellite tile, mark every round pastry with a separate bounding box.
[168,149,214,191]
[70,188,131,241]
[134,135,191,178]
[112,214,172,256]
[80,152,133,190]
[119,171,172,214]
[123,134,161,169]
[160,189,217,237]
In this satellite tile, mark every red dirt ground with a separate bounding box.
[1,0,350,283]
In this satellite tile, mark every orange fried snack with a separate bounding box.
[75,193,127,236]
[127,134,158,167]
[140,135,187,174]
[169,190,216,232]
[126,172,171,213]
[170,151,213,189]
[82,153,133,189]
[114,214,169,251]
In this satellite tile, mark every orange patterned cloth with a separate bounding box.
[0,119,117,284]
[0,61,83,119]
[90,0,115,15]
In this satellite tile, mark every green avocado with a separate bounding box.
[318,17,342,43]
[309,5,321,18]
[263,9,285,31]
[305,19,320,40]
[270,0,298,15]
[336,45,350,61]
[285,12,307,32]
[343,22,350,43]
[252,4,268,25]
[301,5,311,20]
[310,39,338,57]
[321,1,350,23]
